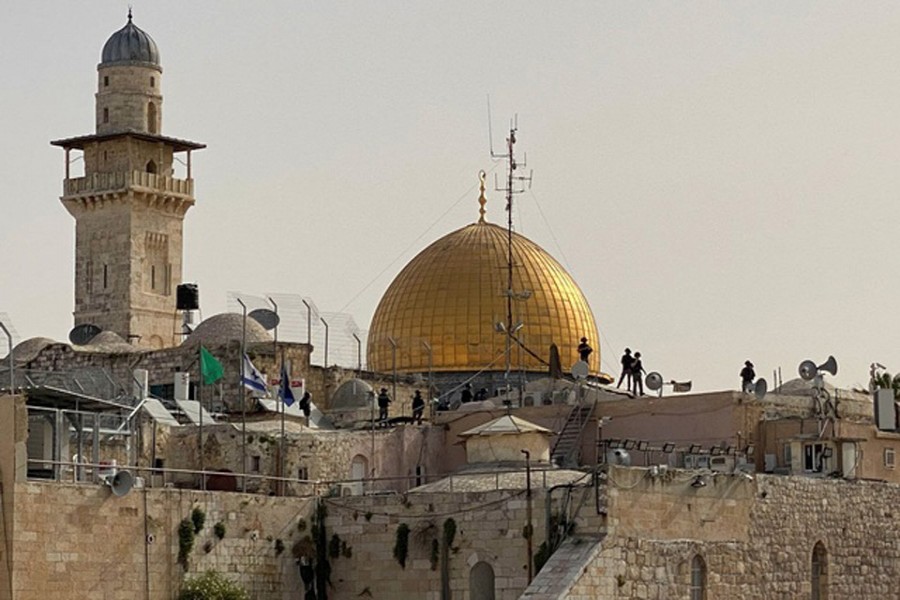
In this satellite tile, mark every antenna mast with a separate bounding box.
[490,111,533,401]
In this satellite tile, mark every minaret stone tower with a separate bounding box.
[52,12,204,349]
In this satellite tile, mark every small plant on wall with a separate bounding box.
[393,524,411,569]
[191,507,206,534]
[178,518,195,569]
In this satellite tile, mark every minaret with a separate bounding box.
[51,12,204,349]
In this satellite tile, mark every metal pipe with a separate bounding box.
[353,333,362,376]
[0,320,13,393]
[422,340,433,419]
[320,317,329,368]
[388,337,398,412]
[301,298,312,345]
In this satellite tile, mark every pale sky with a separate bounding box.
[3,1,900,392]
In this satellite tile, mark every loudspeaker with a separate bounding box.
[176,283,199,310]
[106,470,134,497]
[754,378,768,401]
[818,355,838,376]
[798,360,817,381]
[646,372,663,391]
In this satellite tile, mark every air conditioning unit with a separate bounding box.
[709,456,734,473]
[684,454,710,470]
[339,482,363,497]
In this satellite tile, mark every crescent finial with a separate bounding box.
[477,170,487,223]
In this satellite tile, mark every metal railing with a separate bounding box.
[64,171,193,197]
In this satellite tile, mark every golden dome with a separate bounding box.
[367,219,599,375]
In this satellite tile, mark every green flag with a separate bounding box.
[200,346,224,385]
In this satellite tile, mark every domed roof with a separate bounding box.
[184,313,272,347]
[367,217,599,375]
[100,12,160,68]
[77,331,138,354]
[329,379,375,410]
[3,337,58,364]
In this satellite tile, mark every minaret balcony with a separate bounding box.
[63,170,194,198]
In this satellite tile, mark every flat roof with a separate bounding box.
[51,130,205,152]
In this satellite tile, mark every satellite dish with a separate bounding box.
[571,360,589,380]
[248,308,280,331]
[754,378,768,401]
[606,448,631,466]
[818,355,838,376]
[646,372,663,391]
[68,323,102,346]
[798,360,817,381]
[106,470,134,497]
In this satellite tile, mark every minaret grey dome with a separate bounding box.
[100,12,160,67]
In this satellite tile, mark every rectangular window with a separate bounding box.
[250,456,261,473]
[104,75,109,87]
[804,443,826,473]
[151,265,156,290]
[886,448,896,469]
[297,466,309,481]
[783,444,792,466]
[164,263,172,295]
[103,265,108,289]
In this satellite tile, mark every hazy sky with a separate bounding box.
[3,1,900,392]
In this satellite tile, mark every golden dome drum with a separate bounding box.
[367,220,600,375]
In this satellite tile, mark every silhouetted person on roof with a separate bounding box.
[630,351,645,396]
[460,383,473,404]
[377,388,391,425]
[617,348,634,389]
[577,337,593,363]
[412,390,425,424]
[741,361,756,393]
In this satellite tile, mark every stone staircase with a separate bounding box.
[550,403,593,467]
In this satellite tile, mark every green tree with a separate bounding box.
[872,371,900,400]
[178,571,250,600]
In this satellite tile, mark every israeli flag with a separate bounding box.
[241,354,268,396]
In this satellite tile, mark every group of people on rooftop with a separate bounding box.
[616,347,646,395]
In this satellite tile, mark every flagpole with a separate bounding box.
[198,345,205,491]
[280,354,287,497]
[237,298,247,493]
[269,296,284,497]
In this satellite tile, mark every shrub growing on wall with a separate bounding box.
[178,570,250,600]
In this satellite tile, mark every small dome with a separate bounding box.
[329,379,374,410]
[3,337,58,363]
[184,313,272,347]
[101,12,160,67]
[78,331,138,354]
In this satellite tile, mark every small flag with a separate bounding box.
[200,346,224,385]
[241,354,268,396]
[280,363,295,406]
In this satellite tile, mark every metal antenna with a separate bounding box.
[488,111,533,403]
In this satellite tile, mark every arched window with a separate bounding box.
[103,107,109,123]
[690,554,706,600]
[469,561,495,600]
[147,102,157,134]
[350,455,368,480]
[146,160,157,174]
[812,542,828,600]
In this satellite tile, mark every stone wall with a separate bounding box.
[534,465,900,599]
[321,485,602,600]
[7,481,312,600]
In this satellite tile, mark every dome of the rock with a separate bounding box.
[367,212,599,376]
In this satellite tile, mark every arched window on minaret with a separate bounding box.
[146,160,157,174]
[103,107,109,124]
[147,102,157,134]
